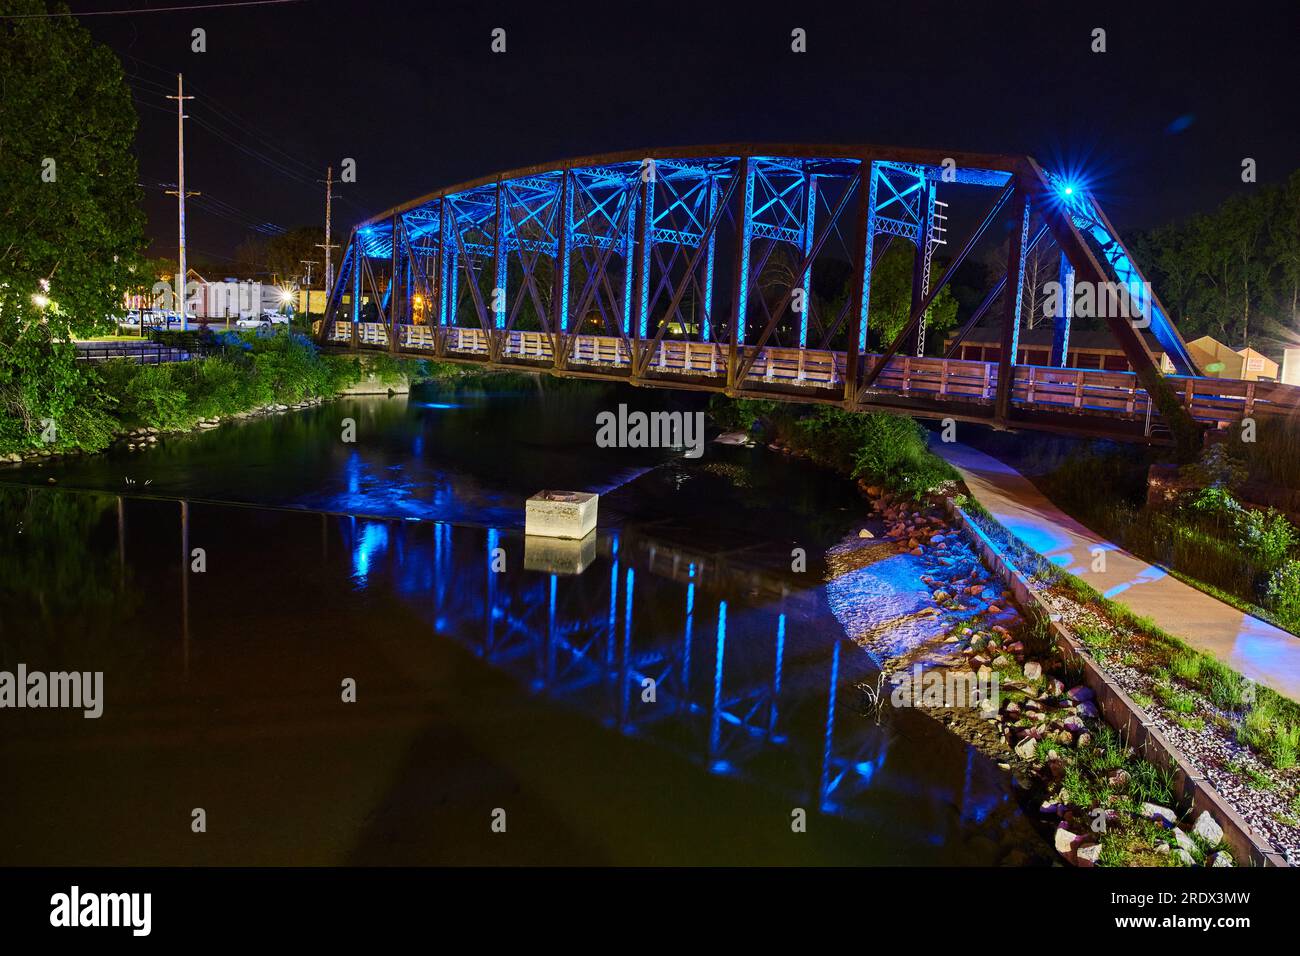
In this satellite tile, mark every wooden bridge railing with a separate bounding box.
[326,322,1300,430]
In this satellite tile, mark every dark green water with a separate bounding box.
[0,376,1047,865]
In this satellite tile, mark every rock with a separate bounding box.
[1023,662,1043,680]
[932,590,950,602]
[1047,678,1065,696]
[1004,702,1021,718]
[909,547,923,557]
[1173,827,1197,856]
[1014,737,1037,760]
[929,534,945,545]
[1076,701,1099,719]
[1054,827,1081,859]
[1076,843,1103,867]
[858,529,874,538]
[992,654,1012,668]
[1039,799,1064,816]
[1067,686,1094,703]
[1173,847,1196,866]
[1062,715,1087,733]
[1142,803,1177,827]
[986,604,1002,615]
[1191,811,1224,846]
[1077,733,1092,748]
[1106,769,1130,791]
[1210,851,1234,867]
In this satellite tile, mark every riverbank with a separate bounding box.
[829,483,1273,866]
[705,398,1224,864]
[0,331,434,465]
[936,448,1300,863]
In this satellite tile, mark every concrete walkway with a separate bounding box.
[937,441,1300,702]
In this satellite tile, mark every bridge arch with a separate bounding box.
[316,144,1293,445]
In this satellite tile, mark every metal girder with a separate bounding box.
[328,146,1228,456]
[734,175,859,382]
[995,188,1030,422]
[942,222,1050,359]
[857,180,1017,399]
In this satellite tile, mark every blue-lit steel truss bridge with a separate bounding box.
[316,145,1300,445]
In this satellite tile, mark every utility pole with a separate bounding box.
[300,258,318,323]
[165,74,198,331]
[316,166,339,311]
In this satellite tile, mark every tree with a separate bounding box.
[1268,171,1300,329]
[866,242,959,349]
[265,227,326,284]
[0,0,145,451]
[1220,193,1270,347]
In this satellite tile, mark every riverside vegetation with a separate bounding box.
[957,492,1300,860]
[970,427,1300,638]
[0,330,437,460]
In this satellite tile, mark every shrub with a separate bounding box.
[1267,561,1300,629]
[1185,484,1241,519]
[1180,442,1247,490]
[707,395,782,433]
[1236,509,1299,571]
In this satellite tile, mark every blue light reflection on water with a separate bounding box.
[339,514,1036,858]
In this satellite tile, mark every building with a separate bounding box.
[1236,346,1279,382]
[944,327,1282,381]
[943,326,1171,372]
[124,269,290,321]
[1283,348,1300,386]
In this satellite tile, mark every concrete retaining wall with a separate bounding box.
[944,498,1287,868]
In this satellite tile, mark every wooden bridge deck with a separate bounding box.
[325,322,1300,444]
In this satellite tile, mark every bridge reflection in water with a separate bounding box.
[340,511,1037,854]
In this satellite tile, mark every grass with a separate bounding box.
[957,492,1300,774]
[708,397,957,500]
[1223,759,1276,790]
[1050,725,1191,866]
[971,429,1300,636]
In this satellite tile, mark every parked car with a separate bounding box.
[234,311,290,329]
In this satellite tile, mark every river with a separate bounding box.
[0,374,1049,865]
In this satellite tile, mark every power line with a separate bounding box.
[128,75,378,212]
[2,1,308,19]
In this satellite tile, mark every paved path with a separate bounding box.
[937,441,1300,702]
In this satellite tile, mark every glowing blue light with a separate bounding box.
[352,521,389,584]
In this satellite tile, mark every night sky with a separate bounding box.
[78,0,1298,267]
